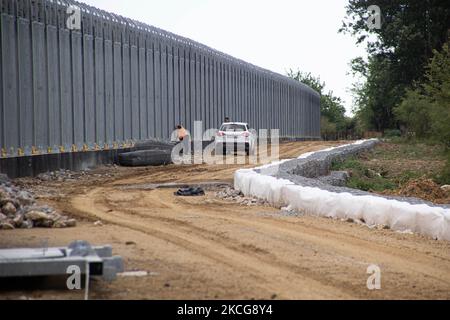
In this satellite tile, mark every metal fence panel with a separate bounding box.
[18,18,33,151]
[167,45,174,134]
[59,28,73,149]
[0,15,3,151]
[153,42,162,139]
[94,36,105,145]
[160,42,169,139]
[105,39,115,144]
[1,13,19,150]
[72,31,84,148]
[178,45,185,129]
[130,44,139,140]
[122,43,132,141]
[47,25,60,149]
[0,0,320,159]
[173,45,180,126]
[113,41,124,142]
[205,54,210,130]
[84,34,95,145]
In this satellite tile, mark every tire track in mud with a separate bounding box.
[70,185,450,299]
[56,141,450,299]
[71,187,354,299]
[105,186,450,270]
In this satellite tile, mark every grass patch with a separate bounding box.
[331,141,449,201]
[433,150,450,185]
[331,156,397,192]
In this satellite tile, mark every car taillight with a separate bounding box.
[218,131,224,136]
[243,132,249,137]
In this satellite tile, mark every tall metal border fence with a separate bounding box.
[0,0,320,159]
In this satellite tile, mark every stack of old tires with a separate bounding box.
[118,139,176,167]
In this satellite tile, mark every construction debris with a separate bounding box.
[0,176,76,230]
[36,168,114,183]
[174,187,205,196]
[118,271,149,277]
[215,186,269,206]
[0,240,124,282]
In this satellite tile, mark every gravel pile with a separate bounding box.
[264,139,380,178]
[37,169,85,182]
[215,186,269,206]
[36,168,115,183]
[0,174,76,230]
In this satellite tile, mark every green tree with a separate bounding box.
[341,0,450,131]
[287,70,347,136]
[395,41,450,145]
[320,117,337,140]
[350,55,403,131]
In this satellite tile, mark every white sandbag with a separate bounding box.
[234,140,450,241]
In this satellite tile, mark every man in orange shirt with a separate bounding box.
[176,125,190,156]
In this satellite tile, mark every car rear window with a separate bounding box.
[220,124,247,132]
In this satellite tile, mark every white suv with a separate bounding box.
[215,122,256,156]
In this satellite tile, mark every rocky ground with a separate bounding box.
[0,174,75,230]
[1,140,450,300]
[215,186,270,206]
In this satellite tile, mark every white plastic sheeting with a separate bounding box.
[234,141,450,241]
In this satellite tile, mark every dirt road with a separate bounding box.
[1,141,450,300]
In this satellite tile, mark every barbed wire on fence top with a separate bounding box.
[0,0,318,96]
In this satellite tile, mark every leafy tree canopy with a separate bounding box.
[341,0,450,131]
[287,69,347,131]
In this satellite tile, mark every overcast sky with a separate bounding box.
[79,0,367,115]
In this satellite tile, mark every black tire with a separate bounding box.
[132,139,175,152]
[118,149,173,167]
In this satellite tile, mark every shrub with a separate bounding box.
[383,129,402,138]
[394,41,450,146]
[434,151,450,185]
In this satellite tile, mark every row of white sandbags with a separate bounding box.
[234,141,450,241]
